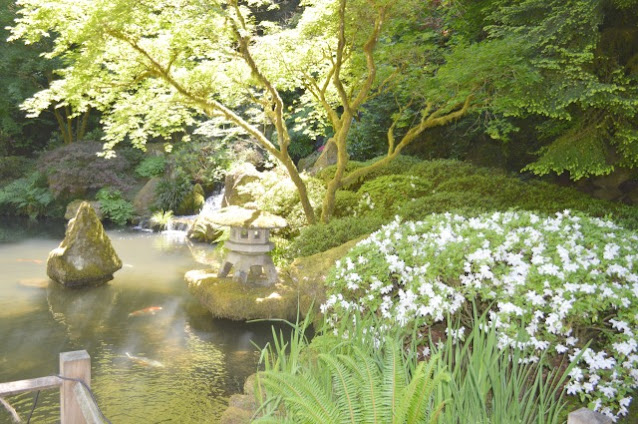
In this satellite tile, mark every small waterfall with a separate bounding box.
[159,188,225,243]
[200,188,225,217]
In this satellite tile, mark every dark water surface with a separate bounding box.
[0,219,277,423]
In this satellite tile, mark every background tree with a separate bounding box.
[0,0,97,153]
[449,0,638,180]
[8,0,545,223]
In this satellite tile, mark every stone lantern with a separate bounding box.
[207,206,287,285]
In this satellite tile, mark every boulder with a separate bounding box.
[308,138,338,175]
[177,183,205,215]
[65,200,103,221]
[221,163,263,207]
[133,177,161,216]
[47,202,122,287]
[298,150,321,172]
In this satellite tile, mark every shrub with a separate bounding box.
[96,188,134,226]
[287,214,387,258]
[39,141,135,198]
[322,211,638,419]
[317,155,422,190]
[333,190,360,218]
[135,156,166,178]
[154,169,193,212]
[0,156,34,183]
[172,141,231,190]
[356,175,433,218]
[0,171,56,219]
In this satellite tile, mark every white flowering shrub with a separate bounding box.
[322,211,638,419]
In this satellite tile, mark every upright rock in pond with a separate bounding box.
[47,202,122,287]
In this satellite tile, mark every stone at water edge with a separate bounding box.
[47,202,122,287]
[65,199,103,221]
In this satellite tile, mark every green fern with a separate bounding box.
[255,337,448,424]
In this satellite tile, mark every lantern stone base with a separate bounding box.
[218,251,278,285]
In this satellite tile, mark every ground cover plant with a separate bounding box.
[254,311,574,424]
[321,211,638,419]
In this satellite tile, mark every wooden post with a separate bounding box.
[59,350,91,424]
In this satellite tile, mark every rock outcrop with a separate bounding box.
[65,200,103,221]
[133,177,161,216]
[222,163,262,207]
[47,202,122,287]
[177,183,205,215]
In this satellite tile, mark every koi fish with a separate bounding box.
[125,352,165,368]
[18,278,50,288]
[15,258,44,264]
[127,306,162,317]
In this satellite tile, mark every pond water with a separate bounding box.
[0,219,279,423]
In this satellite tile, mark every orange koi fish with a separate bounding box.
[15,258,44,264]
[125,352,164,368]
[127,306,162,317]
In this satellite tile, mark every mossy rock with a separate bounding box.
[65,199,103,221]
[133,177,161,216]
[185,270,299,321]
[219,407,252,424]
[47,202,122,287]
[177,183,205,215]
[185,238,361,322]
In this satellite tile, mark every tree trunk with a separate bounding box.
[321,115,353,223]
[280,156,317,225]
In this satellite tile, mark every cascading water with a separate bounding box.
[199,188,225,217]
[160,188,225,243]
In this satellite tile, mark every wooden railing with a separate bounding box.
[0,350,104,424]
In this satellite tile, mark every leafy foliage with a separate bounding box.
[0,171,55,219]
[0,155,34,183]
[172,140,232,190]
[95,187,134,226]
[241,168,325,238]
[154,169,193,212]
[256,314,447,424]
[135,156,166,178]
[39,141,136,198]
[435,313,573,424]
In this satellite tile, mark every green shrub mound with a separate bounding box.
[287,215,387,259]
[356,175,433,218]
[135,156,166,178]
[322,211,638,419]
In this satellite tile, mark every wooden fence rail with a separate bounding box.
[0,350,103,424]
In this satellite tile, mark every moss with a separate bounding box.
[219,407,252,424]
[186,238,361,323]
[185,271,299,321]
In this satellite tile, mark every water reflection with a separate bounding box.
[0,221,280,423]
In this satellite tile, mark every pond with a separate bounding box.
[0,219,279,423]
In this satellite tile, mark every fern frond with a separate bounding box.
[259,371,340,424]
[319,353,365,424]
[339,349,383,424]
